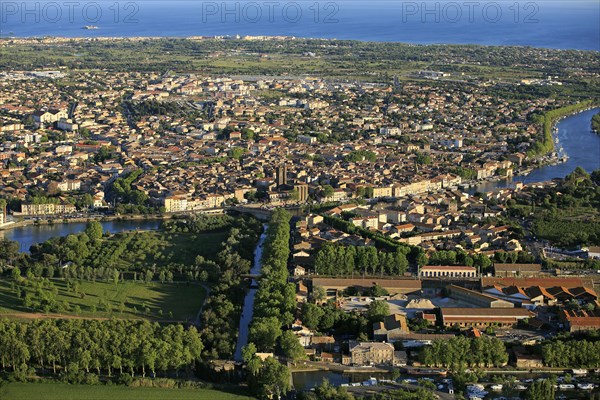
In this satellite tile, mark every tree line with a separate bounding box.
[321,214,425,265]
[527,100,595,158]
[493,250,535,264]
[161,214,234,233]
[244,209,299,399]
[249,209,297,352]
[425,249,494,272]
[199,218,261,359]
[542,339,600,368]
[420,336,508,369]
[0,319,202,381]
[314,243,409,277]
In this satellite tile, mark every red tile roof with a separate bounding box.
[482,277,586,289]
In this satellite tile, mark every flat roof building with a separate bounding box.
[420,265,476,278]
[348,341,395,366]
[494,263,541,277]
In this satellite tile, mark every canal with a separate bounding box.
[293,370,393,390]
[233,224,268,361]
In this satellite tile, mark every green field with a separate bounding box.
[0,383,254,400]
[0,228,229,320]
[1,39,598,99]
[0,279,206,321]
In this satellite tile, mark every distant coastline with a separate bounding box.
[1,35,599,53]
[0,1,597,50]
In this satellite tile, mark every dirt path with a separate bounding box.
[0,312,184,323]
[0,312,114,320]
[193,283,211,326]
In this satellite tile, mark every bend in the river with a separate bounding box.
[469,107,600,193]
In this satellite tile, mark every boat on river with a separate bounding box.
[403,367,447,376]
[577,383,594,390]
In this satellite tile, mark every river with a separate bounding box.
[233,224,267,361]
[469,107,600,193]
[0,219,161,252]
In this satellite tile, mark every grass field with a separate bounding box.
[0,40,578,84]
[0,382,254,400]
[0,229,228,320]
[0,280,206,321]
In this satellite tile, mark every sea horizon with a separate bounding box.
[0,0,598,51]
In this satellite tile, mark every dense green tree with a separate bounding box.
[247,209,294,355]
[414,152,432,165]
[229,147,247,159]
[420,336,508,369]
[322,185,335,198]
[311,285,327,303]
[525,379,555,400]
[254,357,291,399]
[249,317,283,352]
[542,338,600,367]
[242,343,257,363]
[314,244,409,277]
[344,150,377,162]
[279,331,306,361]
[366,300,390,323]
[313,379,355,400]
[369,284,389,297]
[0,239,20,264]
[300,302,325,329]
[0,319,202,377]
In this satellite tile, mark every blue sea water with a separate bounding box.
[0,0,598,50]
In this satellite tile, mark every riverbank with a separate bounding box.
[290,361,391,374]
[233,224,267,361]
[0,206,231,233]
[528,100,598,158]
[0,218,164,252]
[0,213,168,232]
[592,111,600,134]
[467,106,600,193]
[291,364,595,393]
[421,105,599,194]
